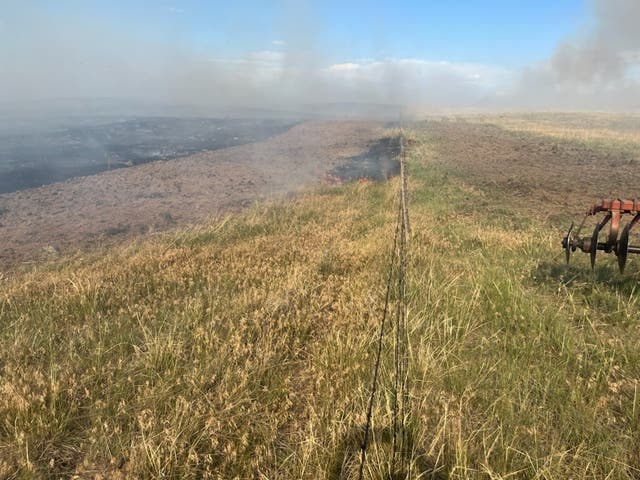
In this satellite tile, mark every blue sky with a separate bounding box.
[32,0,588,68]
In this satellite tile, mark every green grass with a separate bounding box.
[1,126,639,478]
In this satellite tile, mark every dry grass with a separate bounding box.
[460,112,640,156]
[1,123,640,478]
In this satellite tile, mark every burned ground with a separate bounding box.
[0,117,297,194]
[3,116,639,272]
[0,120,396,270]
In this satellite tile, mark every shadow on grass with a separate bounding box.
[532,259,640,296]
[329,424,449,480]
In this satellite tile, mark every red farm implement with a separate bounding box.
[562,199,640,273]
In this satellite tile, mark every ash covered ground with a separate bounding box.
[0,119,399,270]
[0,117,296,194]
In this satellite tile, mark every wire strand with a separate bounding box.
[358,126,412,480]
[357,197,402,480]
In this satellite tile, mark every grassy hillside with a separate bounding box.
[1,124,639,478]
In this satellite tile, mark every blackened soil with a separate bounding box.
[0,117,296,194]
[0,120,391,270]
[330,136,401,182]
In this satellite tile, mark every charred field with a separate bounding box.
[1,114,640,478]
[0,117,297,194]
[0,119,398,270]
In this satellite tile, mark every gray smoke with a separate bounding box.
[551,0,640,85]
[509,0,640,110]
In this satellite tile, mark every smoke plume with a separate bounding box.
[509,0,640,110]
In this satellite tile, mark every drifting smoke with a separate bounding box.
[1,0,639,113]
[509,0,640,110]
[0,2,508,113]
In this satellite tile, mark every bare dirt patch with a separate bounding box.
[420,119,640,221]
[0,120,396,271]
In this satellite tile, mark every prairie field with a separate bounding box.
[1,115,640,478]
[463,112,640,161]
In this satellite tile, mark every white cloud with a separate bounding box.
[208,50,284,66]
[327,63,361,72]
[194,55,512,108]
[246,50,285,65]
[271,40,286,47]
[322,58,514,106]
